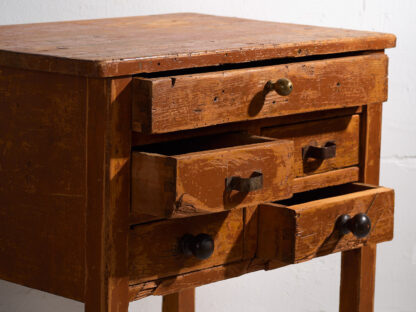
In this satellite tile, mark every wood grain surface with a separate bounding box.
[133,53,387,133]
[131,134,293,218]
[84,78,131,312]
[262,115,360,177]
[0,66,87,301]
[129,259,266,301]
[162,288,195,312]
[340,103,385,312]
[129,210,244,285]
[0,13,395,77]
[257,184,394,264]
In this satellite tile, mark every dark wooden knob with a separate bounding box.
[179,233,214,260]
[337,213,371,238]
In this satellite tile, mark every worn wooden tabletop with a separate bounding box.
[0,13,395,77]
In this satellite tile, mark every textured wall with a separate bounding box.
[0,1,414,311]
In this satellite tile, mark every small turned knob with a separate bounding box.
[266,78,293,96]
[179,233,214,260]
[336,213,371,238]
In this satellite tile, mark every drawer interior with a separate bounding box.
[276,183,374,206]
[133,132,274,156]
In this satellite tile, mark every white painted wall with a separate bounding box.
[0,1,414,311]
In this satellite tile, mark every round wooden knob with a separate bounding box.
[179,233,214,260]
[336,213,371,238]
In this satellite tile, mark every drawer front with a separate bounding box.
[129,209,244,285]
[262,115,360,177]
[257,184,394,264]
[133,53,387,134]
[132,134,293,218]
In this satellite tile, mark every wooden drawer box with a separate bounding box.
[132,53,387,134]
[257,183,394,265]
[262,115,360,177]
[129,209,244,285]
[131,133,293,218]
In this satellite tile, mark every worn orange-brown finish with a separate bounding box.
[262,115,360,177]
[162,288,195,312]
[0,13,396,312]
[131,134,294,218]
[339,103,385,312]
[131,106,363,147]
[293,166,360,193]
[129,258,266,300]
[257,184,394,264]
[84,78,131,312]
[133,53,387,133]
[0,66,87,301]
[129,209,244,285]
[0,13,395,77]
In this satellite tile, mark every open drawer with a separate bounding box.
[132,53,388,134]
[131,133,294,218]
[257,183,394,265]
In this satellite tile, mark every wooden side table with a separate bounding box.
[0,13,396,312]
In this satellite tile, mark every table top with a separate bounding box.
[0,13,395,77]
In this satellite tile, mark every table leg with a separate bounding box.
[339,245,377,312]
[162,288,195,312]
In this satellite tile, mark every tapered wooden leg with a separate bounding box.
[339,103,383,312]
[339,245,377,312]
[162,288,195,312]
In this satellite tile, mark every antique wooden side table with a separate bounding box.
[0,13,396,312]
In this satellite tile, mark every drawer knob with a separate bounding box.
[302,141,336,160]
[179,233,214,260]
[266,78,293,96]
[226,171,263,193]
[337,213,371,238]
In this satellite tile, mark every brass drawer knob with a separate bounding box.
[179,233,214,260]
[266,78,293,96]
[336,213,371,238]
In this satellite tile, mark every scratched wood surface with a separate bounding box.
[131,134,293,218]
[84,78,131,312]
[128,209,244,285]
[340,103,385,312]
[262,115,360,177]
[129,259,266,301]
[0,13,395,77]
[133,53,387,133]
[0,66,87,301]
[257,184,394,264]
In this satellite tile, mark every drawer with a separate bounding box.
[132,53,387,134]
[257,183,394,265]
[131,133,293,218]
[129,209,244,285]
[262,115,360,177]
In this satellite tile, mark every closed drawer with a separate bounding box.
[262,115,360,177]
[132,53,387,134]
[257,183,394,265]
[129,209,243,285]
[131,133,293,218]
